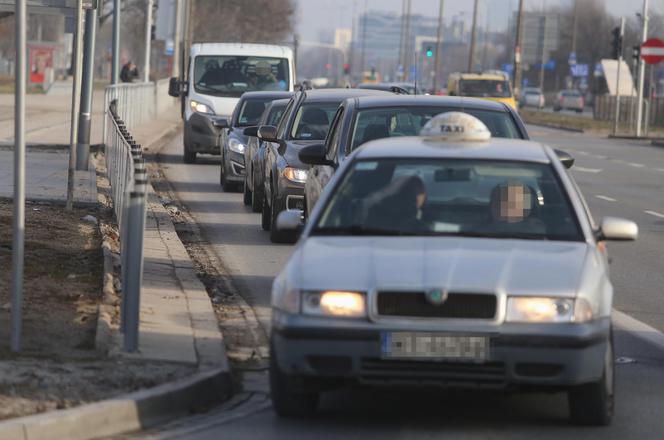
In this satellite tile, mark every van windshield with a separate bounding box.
[459,79,511,98]
[193,56,289,97]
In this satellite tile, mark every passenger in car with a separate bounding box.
[482,182,546,235]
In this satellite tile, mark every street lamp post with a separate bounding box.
[467,0,479,72]
[143,0,154,82]
[512,0,524,95]
[432,0,444,94]
[636,0,649,137]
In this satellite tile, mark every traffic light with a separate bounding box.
[343,63,350,75]
[633,45,641,62]
[151,24,156,41]
[324,63,332,70]
[611,26,623,60]
[426,46,434,58]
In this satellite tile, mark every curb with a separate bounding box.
[0,367,231,440]
[524,121,585,133]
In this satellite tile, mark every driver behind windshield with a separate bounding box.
[481,181,545,235]
[363,175,428,232]
[248,60,278,90]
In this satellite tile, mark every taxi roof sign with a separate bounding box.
[420,112,491,142]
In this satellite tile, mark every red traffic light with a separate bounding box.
[325,63,332,70]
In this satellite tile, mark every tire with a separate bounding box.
[269,191,286,243]
[183,150,196,164]
[251,171,263,213]
[270,340,319,418]
[261,189,271,231]
[243,175,252,206]
[567,331,614,426]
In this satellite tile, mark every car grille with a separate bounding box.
[359,358,506,387]
[376,291,496,319]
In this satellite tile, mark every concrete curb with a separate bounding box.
[0,367,231,440]
[94,235,118,356]
[524,121,585,133]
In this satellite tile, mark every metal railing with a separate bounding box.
[105,101,148,352]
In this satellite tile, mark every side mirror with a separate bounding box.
[555,149,575,169]
[275,210,303,233]
[213,118,229,129]
[598,217,638,241]
[299,143,333,166]
[258,125,279,143]
[243,126,258,137]
[168,77,181,97]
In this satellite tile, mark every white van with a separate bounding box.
[169,43,295,163]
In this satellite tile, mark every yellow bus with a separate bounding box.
[447,72,517,110]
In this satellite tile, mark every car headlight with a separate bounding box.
[228,138,245,154]
[302,291,366,318]
[283,167,308,183]
[190,100,214,115]
[506,297,593,323]
[271,280,300,314]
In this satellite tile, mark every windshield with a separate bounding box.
[313,159,582,241]
[194,55,289,97]
[290,102,341,140]
[459,80,512,98]
[350,107,521,150]
[267,104,287,126]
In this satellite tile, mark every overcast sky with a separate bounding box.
[295,0,663,42]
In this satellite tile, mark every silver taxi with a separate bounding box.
[269,113,637,425]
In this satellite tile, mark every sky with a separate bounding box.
[295,0,662,42]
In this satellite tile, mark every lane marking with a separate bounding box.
[575,166,602,173]
[628,162,645,168]
[613,309,664,354]
[577,151,589,155]
[595,195,617,202]
[656,168,664,172]
[644,210,664,219]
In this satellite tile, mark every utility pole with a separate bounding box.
[348,0,357,80]
[359,0,368,78]
[183,0,194,64]
[11,0,27,352]
[398,0,406,75]
[571,0,578,54]
[467,0,479,72]
[67,0,84,210]
[512,0,524,95]
[539,13,548,90]
[172,0,183,78]
[403,0,412,80]
[112,0,120,84]
[144,0,154,82]
[613,17,625,136]
[636,0,649,137]
[76,6,98,171]
[432,0,445,93]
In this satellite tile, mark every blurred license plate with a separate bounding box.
[381,332,488,361]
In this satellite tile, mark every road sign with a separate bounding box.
[641,38,664,65]
[570,64,589,77]
[568,52,577,66]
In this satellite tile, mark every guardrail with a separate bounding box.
[105,100,148,352]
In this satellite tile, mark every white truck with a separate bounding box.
[169,43,295,163]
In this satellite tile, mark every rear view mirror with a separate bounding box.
[299,143,332,166]
[598,217,638,241]
[555,149,575,169]
[258,125,279,142]
[168,77,181,97]
[434,168,472,182]
[243,126,258,137]
[212,118,229,129]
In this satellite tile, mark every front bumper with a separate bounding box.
[223,149,245,183]
[184,113,224,155]
[274,177,305,213]
[272,311,610,389]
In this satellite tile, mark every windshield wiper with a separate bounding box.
[312,225,421,236]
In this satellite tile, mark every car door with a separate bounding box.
[264,98,296,202]
[306,106,345,216]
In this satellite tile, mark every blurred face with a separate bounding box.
[492,183,531,223]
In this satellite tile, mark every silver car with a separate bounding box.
[270,113,637,425]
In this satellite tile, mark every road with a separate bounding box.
[124,127,664,439]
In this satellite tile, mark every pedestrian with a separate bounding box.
[120,61,139,83]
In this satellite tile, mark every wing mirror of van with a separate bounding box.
[212,118,229,129]
[258,125,278,142]
[554,149,575,169]
[299,143,333,166]
[168,77,182,97]
[243,126,259,137]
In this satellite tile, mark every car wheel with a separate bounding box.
[251,171,263,213]
[269,191,287,243]
[243,174,252,206]
[568,330,614,426]
[261,189,271,231]
[269,339,319,418]
[183,150,196,164]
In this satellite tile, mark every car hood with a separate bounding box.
[294,237,590,297]
[283,140,320,168]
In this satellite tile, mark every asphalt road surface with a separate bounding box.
[121,127,664,439]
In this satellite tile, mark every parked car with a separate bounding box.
[300,95,530,218]
[243,98,291,211]
[519,87,545,109]
[218,91,293,191]
[257,88,390,242]
[269,112,638,425]
[554,89,584,113]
